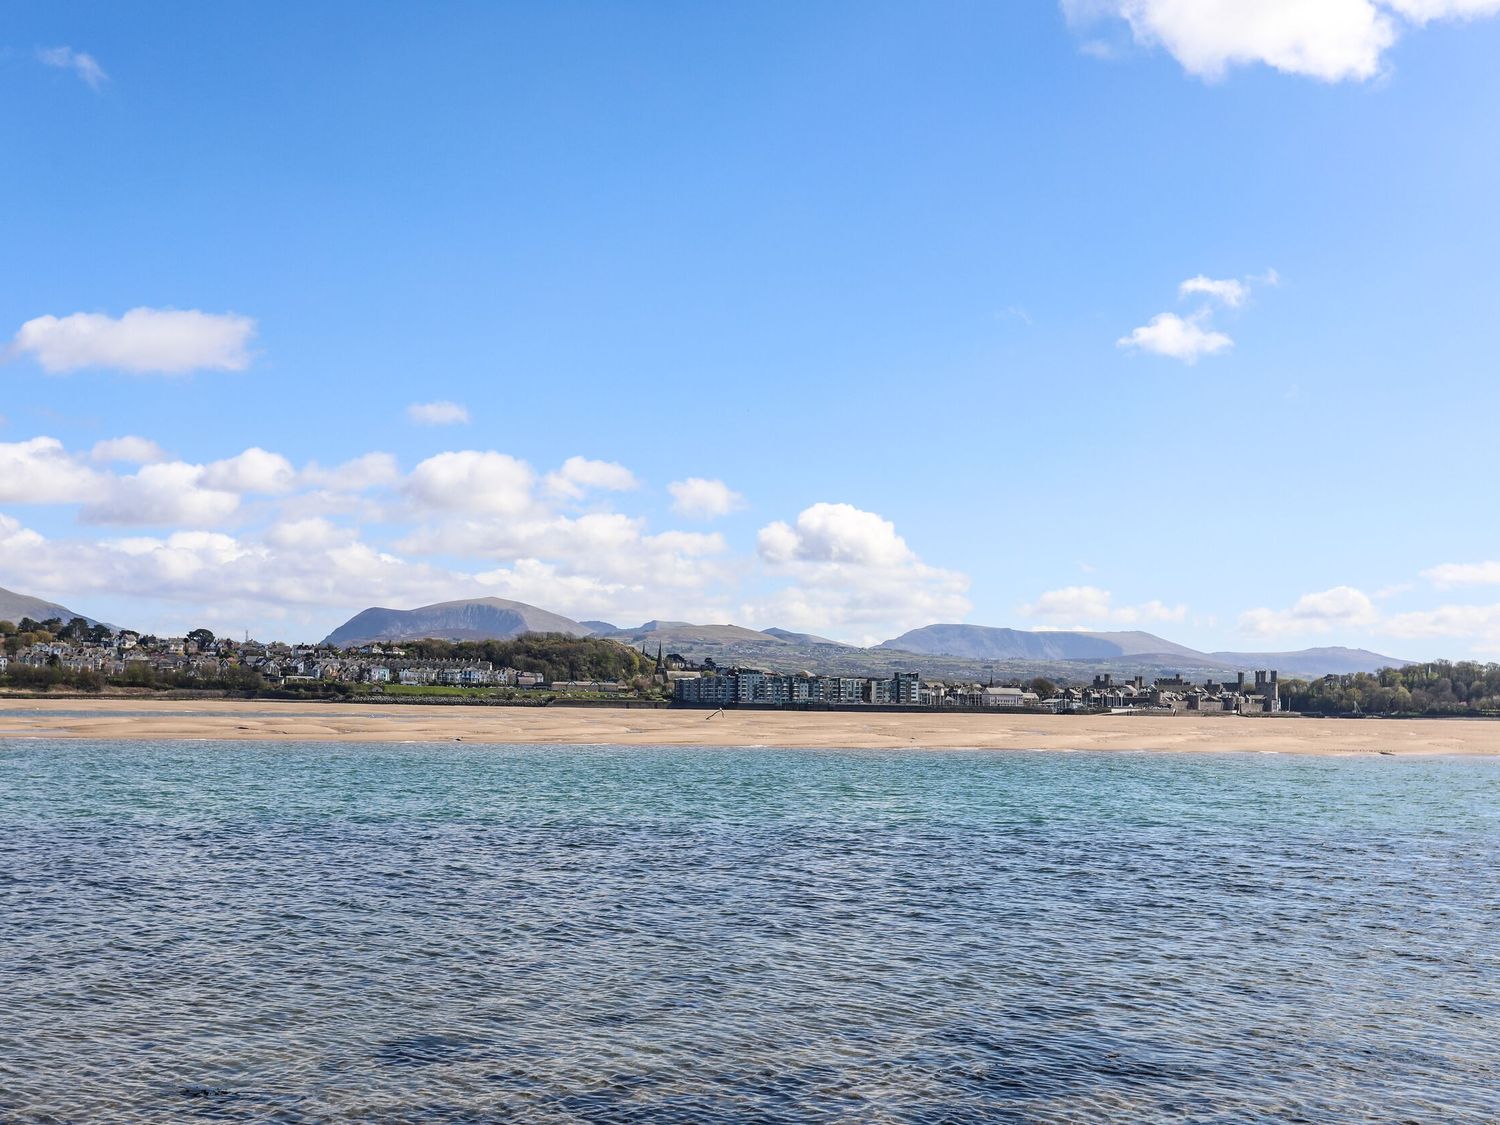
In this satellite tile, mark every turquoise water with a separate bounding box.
[2,741,1498,1122]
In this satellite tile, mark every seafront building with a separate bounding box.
[673,667,1284,713]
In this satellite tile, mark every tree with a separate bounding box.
[187,628,216,650]
[0,620,14,635]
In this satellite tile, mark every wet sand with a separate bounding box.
[1,698,1497,755]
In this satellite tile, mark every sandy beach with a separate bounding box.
[0,697,1496,755]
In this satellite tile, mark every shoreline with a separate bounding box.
[2,698,1499,755]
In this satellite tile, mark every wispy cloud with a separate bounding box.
[406,400,470,426]
[36,46,108,90]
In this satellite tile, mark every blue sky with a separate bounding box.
[3,1,1500,655]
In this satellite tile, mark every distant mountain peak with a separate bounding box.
[322,597,591,647]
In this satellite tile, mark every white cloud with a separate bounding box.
[0,515,463,631]
[1120,270,1278,363]
[544,456,639,500]
[9,308,255,374]
[0,512,46,551]
[37,46,108,90]
[758,502,915,568]
[405,450,536,516]
[1179,275,1249,307]
[1238,585,1378,637]
[264,517,348,550]
[750,503,970,640]
[1063,0,1500,82]
[1385,603,1500,650]
[406,400,470,426]
[669,477,745,519]
[1021,585,1187,626]
[81,462,241,527]
[1421,561,1500,587]
[1023,584,1114,621]
[91,436,168,464]
[1117,311,1233,363]
[301,452,400,492]
[201,448,297,494]
[0,437,102,503]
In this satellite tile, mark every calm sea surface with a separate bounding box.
[2,741,1498,1123]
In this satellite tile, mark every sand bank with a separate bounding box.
[1,698,1497,755]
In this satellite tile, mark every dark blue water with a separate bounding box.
[2,741,1498,1122]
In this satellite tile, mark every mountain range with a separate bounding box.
[0,580,1409,680]
[318,598,1408,680]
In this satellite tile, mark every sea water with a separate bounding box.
[2,741,1497,1122]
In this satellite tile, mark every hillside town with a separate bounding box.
[0,619,569,691]
[1,615,1287,713]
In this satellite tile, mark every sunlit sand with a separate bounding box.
[1,699,1497,755]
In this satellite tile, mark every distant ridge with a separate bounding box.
[323,597,592,647]
[875,624,1404,679]
[1208,647,1411,678]
[318,601,1410,679]
[0,584,105,629]
[876,624,1203,662]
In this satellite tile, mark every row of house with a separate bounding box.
[1,635,619,693]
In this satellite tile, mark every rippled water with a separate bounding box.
[2,742,1498,1122]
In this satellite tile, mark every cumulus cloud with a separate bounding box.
[406,400,470,426]
[1021,585,1188,626]
[0,518,463,634]
[0,436,964,642]
[1421,561,1500,587]
[201,448,297,494]
[0,437,365,528]
[758,503,916,568]
[36,46,108,89]
[669,477,745,519]
[1238,585,1378,637]
[301,452,401,492]
[751,503,970,640]
[8,308,255,374]
[1385,602,1500,650]
[1117,311,1233,363]
[1062,0,1500,82]
[1119,270,1279,363]
[91,436,168,465]
[405,450,536,516]
[544,456,639,500]
[81,462,242,527]
[0,437,103,503]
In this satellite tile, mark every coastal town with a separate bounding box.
[0,615,1287,714]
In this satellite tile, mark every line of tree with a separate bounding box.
[0,662,271,695]
[1282,661,1500,715]
[391,634,650,685]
